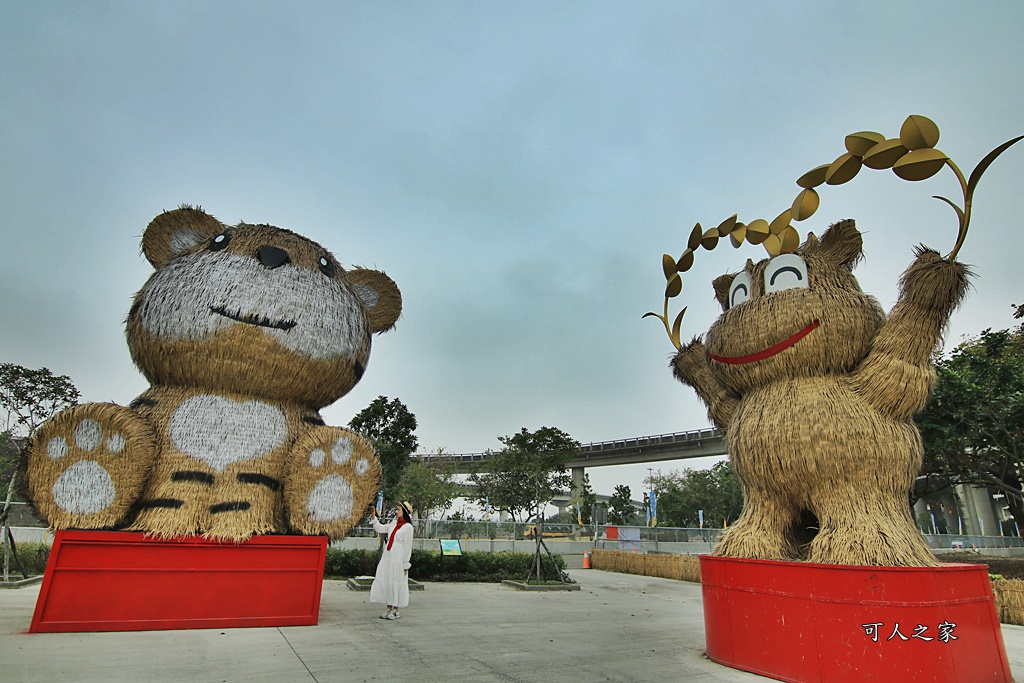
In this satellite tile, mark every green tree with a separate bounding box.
[0,364,79,500]
[349,396,418,503]
[607,484,636,525]
[396,450,462,521]
[469,426,578,523]
[644,461,743,528]
[918,306,1024,530]
[0,364,80,437]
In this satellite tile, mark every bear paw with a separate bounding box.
[27,403,158,529]
[285,427,380,539]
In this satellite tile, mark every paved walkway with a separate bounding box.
[3,569,1024,682]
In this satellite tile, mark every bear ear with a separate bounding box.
[816,219,863,269]
[347,268,402,333]
[712,273,736,311]
[142,205,226,268]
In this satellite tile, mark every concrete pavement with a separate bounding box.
[3,569,1024,682]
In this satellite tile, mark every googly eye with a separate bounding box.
[318,256,336,277]
[208,232,231,252]
[729,272,752,308]
[764,254,809,295]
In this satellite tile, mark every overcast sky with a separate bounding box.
[2,2,1022,503]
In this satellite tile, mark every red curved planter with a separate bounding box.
[29,530,328,633]
[700,555,1014,683]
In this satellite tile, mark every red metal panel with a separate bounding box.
[700,555,1014,683]
[30,530,327,633]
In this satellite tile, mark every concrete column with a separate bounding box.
[571,467,585,501]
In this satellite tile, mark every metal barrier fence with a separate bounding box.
[347,521,726,543]
[348,520,1024,553]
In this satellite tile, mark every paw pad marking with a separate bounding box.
[106,433,126,453]
[52,460,116,514]
[331,437,353,464]
[354,457,370,475]
[306,473,353,522]
[73,419,104,451]
[310,448,326,467]
[47,437,69,460]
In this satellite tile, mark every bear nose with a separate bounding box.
[257,246,290,269]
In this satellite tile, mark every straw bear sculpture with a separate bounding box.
[672,219,968,566]
[25,206,400,541]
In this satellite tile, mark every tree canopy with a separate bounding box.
[349,396,418,503]
[468,426,578,523]
[607,484,637,525]
[644,460,743,528]
[918,305,1024,530]
[0,363,80,437]
[395,450,462,521]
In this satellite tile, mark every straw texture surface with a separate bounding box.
[25,206,397,542]
[671,220,968,567]
[590,549,702,583]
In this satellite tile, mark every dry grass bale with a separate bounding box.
[25,206,401,542]
[590,550,702,584]
[671,220,969,567]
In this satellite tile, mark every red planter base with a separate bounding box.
[699,555,1014,683]
[29,530,328,633]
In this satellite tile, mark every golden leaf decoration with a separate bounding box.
[769,209,792,235]
[700,228,720,250]
[791,188,819,221]
[899,115,940,151]
[825,152,863,185]
[892,148,948,181]
[716,214,738,235]
[796,164,829,189]
[665,273,683,298]
[845,131,885,157]
[662,254,678,280]
[745,218,770,245]
[676,248,695,272]
[687,223,703,251]
[730,223,747,248]
[862,138,909,170]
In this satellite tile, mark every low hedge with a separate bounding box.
[6,542,567,584]
[2,541,50,576]
[326,547,567,582]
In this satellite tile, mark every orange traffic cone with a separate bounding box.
[583,551,591,569]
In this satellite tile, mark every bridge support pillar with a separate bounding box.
[571,467,585,500]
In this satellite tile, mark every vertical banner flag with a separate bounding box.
[376,490,383,516]
[649,491,657,527]
[699,509,704,529]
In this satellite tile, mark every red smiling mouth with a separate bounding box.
[708,320,820,365]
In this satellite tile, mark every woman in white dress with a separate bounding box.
[370,501,414,620]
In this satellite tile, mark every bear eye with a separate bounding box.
[729,272,752,308]
[318,256,336,277]
[764,254,809,295]
[208,232,231,252]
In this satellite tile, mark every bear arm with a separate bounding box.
[850,249,968,420]
[849,353,937,421]
[672,338,738,430]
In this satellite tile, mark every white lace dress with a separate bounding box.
[369,519,413,608]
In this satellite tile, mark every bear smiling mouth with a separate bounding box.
[210,306,297,331]
[708,319,820,365]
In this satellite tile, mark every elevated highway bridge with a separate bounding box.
[413,428,728,511]
[413,427,727,473]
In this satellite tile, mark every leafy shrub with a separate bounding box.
[4,541,50,576]
[323,547,567,582]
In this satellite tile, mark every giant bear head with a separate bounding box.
[126,205,401,408]
[702,219,885,394]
